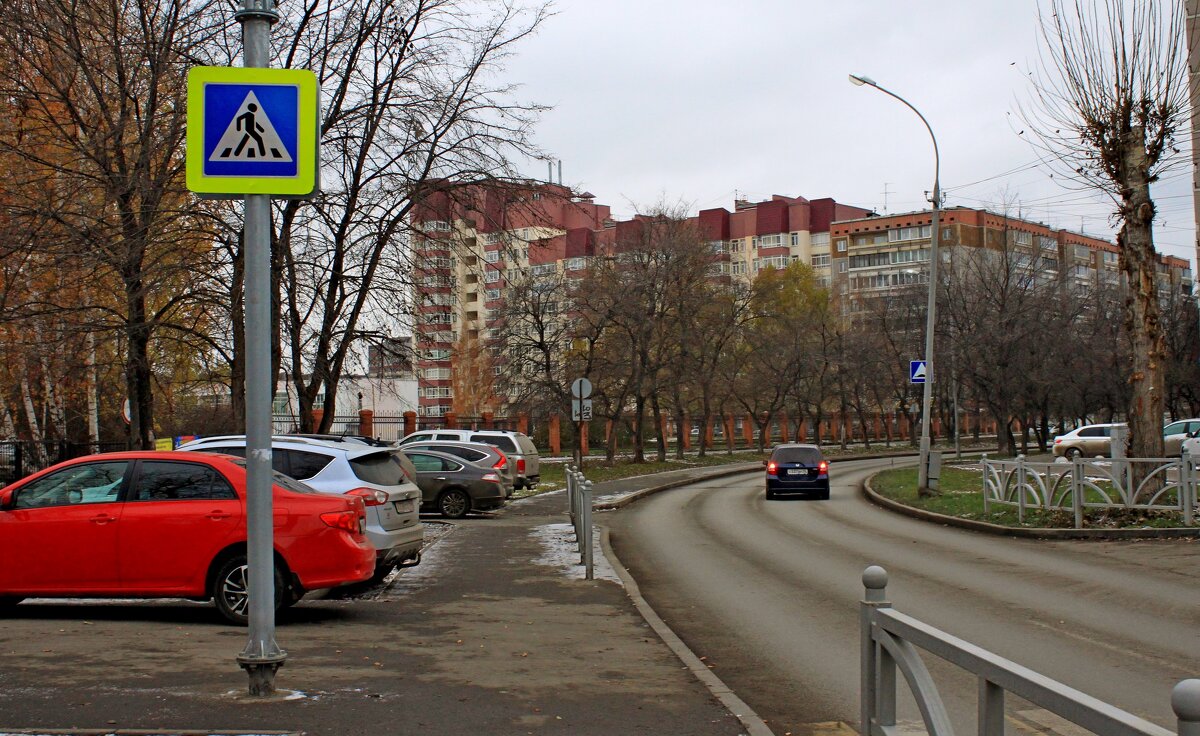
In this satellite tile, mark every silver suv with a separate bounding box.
[398,430,540,490]
[178,435,422,580]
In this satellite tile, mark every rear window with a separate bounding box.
[350,452,407,485]
[471,434,516,453]
[772,447,823,464]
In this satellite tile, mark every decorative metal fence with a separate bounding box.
[981,453,1198,527]
[860,566,1198,736]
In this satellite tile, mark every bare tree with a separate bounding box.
[1022,0,1189,463]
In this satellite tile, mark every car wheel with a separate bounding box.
[212,555,285,626]
[1064,447,1081,460]
[438,488,471,519]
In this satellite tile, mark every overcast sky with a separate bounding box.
[503,0,1197,271]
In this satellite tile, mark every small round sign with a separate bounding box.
[570,377,592,399]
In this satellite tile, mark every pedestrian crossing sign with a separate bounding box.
[186,66,318,196]
[910,360,928,384]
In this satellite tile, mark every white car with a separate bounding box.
[1182,433,1200,461]
[178,435,422,580]
[1163,419,1200,455]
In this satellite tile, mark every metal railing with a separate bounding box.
[564,465,594,580]
[860,566,1199,736]
[982,453,1198,527]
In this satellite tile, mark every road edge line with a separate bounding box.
[599,526,776,736]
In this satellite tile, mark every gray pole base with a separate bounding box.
[237,652,287,696]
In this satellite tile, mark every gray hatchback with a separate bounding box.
[399,449,508,519]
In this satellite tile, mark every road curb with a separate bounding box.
[860,472,1200,540]
[598,527,776,736]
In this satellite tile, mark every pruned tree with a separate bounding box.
[1021,0,1189,465]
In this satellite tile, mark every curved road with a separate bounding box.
[604,457,1200,736]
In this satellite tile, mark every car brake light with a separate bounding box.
[493,451,508,470]
[321,510,360,533]
[767,461,777,474]
[517,458,526,474]
[818,460,828,474]
[345,488,388,506]
[482,472,501,483]
[1054,438,1062,444]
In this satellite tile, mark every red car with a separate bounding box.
[0,451,375,624]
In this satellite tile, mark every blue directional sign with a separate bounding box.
[187,67,318,196]
[910,360,928,384]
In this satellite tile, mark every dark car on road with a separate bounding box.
[398,449,507,519]
[765,443,829,500]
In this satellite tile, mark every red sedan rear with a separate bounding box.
[0,451,375,624]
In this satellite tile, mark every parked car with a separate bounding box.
[398,440,515,497]
[0,451,374,624]
[1052,423,1125,459]
[1162,419,1200,455]
[397,429,540,490]
[178,435,422,579]
[398,448,507,518]
[764,443,829,500]
[1182,431,1200,462]
[287,433,393,448]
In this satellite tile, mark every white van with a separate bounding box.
[398,429,540,490]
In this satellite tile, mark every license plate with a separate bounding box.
[394,499,416,514]
[787,468,809,477]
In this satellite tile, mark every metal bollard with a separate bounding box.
[582,480,593,579]
[860,566,893,736]
[1173,679,1200,736]
[1016,454,1026,524]
[1183,451,1194,527]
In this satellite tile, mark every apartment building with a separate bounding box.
[828,207,1193,313]
[411,181,612,416]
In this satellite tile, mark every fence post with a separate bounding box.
[1072,458,1084,529]
[861,566,892,736]
[581,480,593,579]
[1016,454,1026,524]
[566,465,576,518]
[1182,451,1195,527]
[1173,679,1200,736]
[981,454,990,515]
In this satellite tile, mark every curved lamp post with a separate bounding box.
[849,73,942,492]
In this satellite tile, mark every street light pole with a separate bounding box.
[849,74,942,492]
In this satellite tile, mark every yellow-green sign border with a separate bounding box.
[186,66,318,196]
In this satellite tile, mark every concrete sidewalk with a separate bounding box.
[0,466,758,736]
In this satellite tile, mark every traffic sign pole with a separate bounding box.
[235,0,286,696]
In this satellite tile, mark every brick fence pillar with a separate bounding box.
[358,409,374,438]
[742,415,754,447]
[445,412,457,429]
[311,408,324,432]
[518,413,529,435]
[403,411,416,437]
[681,415,691,450]
[548,414,561,455]
[779,413,789,443]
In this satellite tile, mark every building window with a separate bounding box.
[836,239,847,252]
[791,233,800,246]
[423,367,451,380]
[811,254,831,267]
[484,251,500,263]
[422,220,451,232]
[757,234,782,248]
[838,261,848,273]
[564,257,587,271]
[888,225,931,242]
[1012,230,1033,245]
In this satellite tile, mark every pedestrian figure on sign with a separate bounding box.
[233,103,266,158]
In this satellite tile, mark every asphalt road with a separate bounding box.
[603,457,1200,736]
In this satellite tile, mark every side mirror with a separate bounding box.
[0,488,13,511]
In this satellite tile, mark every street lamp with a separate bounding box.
[849,73,942,492]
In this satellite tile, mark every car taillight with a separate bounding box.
[493,451,508,470]
[345,488,388,506]
[818,461,828,474]
[321,510,361,534]
[482,472,501,483]
[767,461,777,474]
[1054,438,1062,444]
[517,458,525,474]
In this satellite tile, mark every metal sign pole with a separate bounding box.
[235,0,286,695]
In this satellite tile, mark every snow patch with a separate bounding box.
[529,523,621,584]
